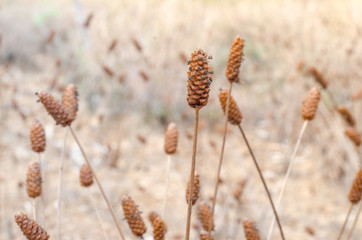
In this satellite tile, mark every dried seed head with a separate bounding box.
[197,202,214,231]
[121,195,147,237]
[164,122,178,154]
[309,67,328,89]
[148,211,161,225]
[345,127,361,147]
[243,219,261,240]
[302,87,320,121]
[218,90,243,125]
[26,162,41,198]
[36,90,71,127]
[200,230,215,240]
[151,216,167,240]
[186,172,200,205]
[226,36,245,83]
[62,84,78,123]
[337,106,356,127]
[79,163,93,187]
[15,213,49,240]
[348,167,362,204]
[187,48,212,109]
[30,120,46,153]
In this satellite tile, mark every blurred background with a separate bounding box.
[0,0,361,239]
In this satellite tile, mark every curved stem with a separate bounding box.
[337,203,354,240]
[185,108,200,240]
[162,155,172,219]
[346,201,362,240]
[238,125,285,240]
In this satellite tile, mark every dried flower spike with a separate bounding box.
[148,211,161,225]
[337,105,356,127]
[226,36,245,83]
[309,66,328,89]
[219,90,243,125]
[186,171,200,205]
[30,120,46,153]
[348,167,362,204]
[197,202,214,231]
[121,195,147,237]
[164,122,178,154]
[151,216,167,240]
[36,90,71,127]
[15,213,49,240]
[80,163,93,187]
[187,48,212,109]
[345,127,361,147]
[62,84,78,123]
[302,87,321,121]
[243,219,261,240]
[26,162,41,198]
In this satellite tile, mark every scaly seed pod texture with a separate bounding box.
[219,90,243,125]
[30,119,46,153]
[197,201,214,231]
[348,167,362,204]
[15,213,49,240]
[186,171,200,206]
[26,162,41,198]
[121,195,147,237]
[164,122,178,154]
[302,87,321,121]
[187,49,212,109]
[152,216,167,240]
[79,163,93,187]
[62,84,79,123]
[226,36,245,83]
[243,219,261,240]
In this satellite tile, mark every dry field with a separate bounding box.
[0,0,362,239]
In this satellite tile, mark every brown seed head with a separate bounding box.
[79,163,93,187]
[219,90,243,125]
[30,120,46,153]
[302,87,320,121]
[62,84,78,123]
[36,90,71,127]
[151,216,167,240]
[186,172,200,205]
[337,106,356,127]
[148,211,161,225]
[26,162,41,198]
[187,48,212,109]
[226,36,245,83]
[243,219,261,240]
[309,66,328,89]
[345,127,361,147]
[348,167,362,204]
[197,202,214,231]
[164,122,178,154]
[15,213,49,240]
[200,230,215,240]
[121,195,147,237]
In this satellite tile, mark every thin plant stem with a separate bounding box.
[87,187,110,240]
[38,153,46,228]
[346,201,362,240]
[185,108,200,240]
[162,154,172,219]
[337,203,354,240]
[267,120,309,240]
[237,124,285,240]
[208,81,233,239]
[32,198,36,220]
[57,128,68,240]
[69,126,126,240]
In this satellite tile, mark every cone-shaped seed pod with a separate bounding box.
[148,211,160,225]
[187,48,212,109]
[197,202,214,231]
[200,230,215,240]
[15,213,49,240]
[186,171,200,205]
[62,84,78,123]
[218,90,242,125]
[345,127,361,147]
[26,162,41,198]
[337,106,356,127]
[309,67,328,89]
[243,220,261,240]
[302,87,321,121]
[121,195,147,237]
[36,90,71,127]
[164,122,178,154]
[79,163,93,187]
[151,216,167,240]
[30,120,46,153]
[226,36,245,83]
[348,167,362,204]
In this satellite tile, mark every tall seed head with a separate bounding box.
[30,120,46,153]
[302,87,321,121]
[218,90,243,125]
[79,163,93,187]
[187,49,212,109]
[151,216,167,240]
[345,127,361,147]
[348,167,362,204]
[186,171,200,205]
[309,66,328,89]
[197,201,214,231]
[121,195,147,237]
[15,213,49,240]
[226,36,245,83]
[243,219,261,240]
[164,122,178,154]
[337,106,356,127]
[26,162,41,198]
[62,84,78,123]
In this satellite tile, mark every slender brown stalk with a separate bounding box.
[32,198,36,220]
[69,126,125,240]
[38,153,46,228]
[337,203,354,240]
[267,120,309,240]
[346,201,362,240]
[185,108,200,240]
[207,81,233,239]
[237,124,285,240]
[162,155,172,219]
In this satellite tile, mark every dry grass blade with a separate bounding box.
[243,219,261,240]
[121,195,147,237]
[30,120,46,153]
[15,213,49,240]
